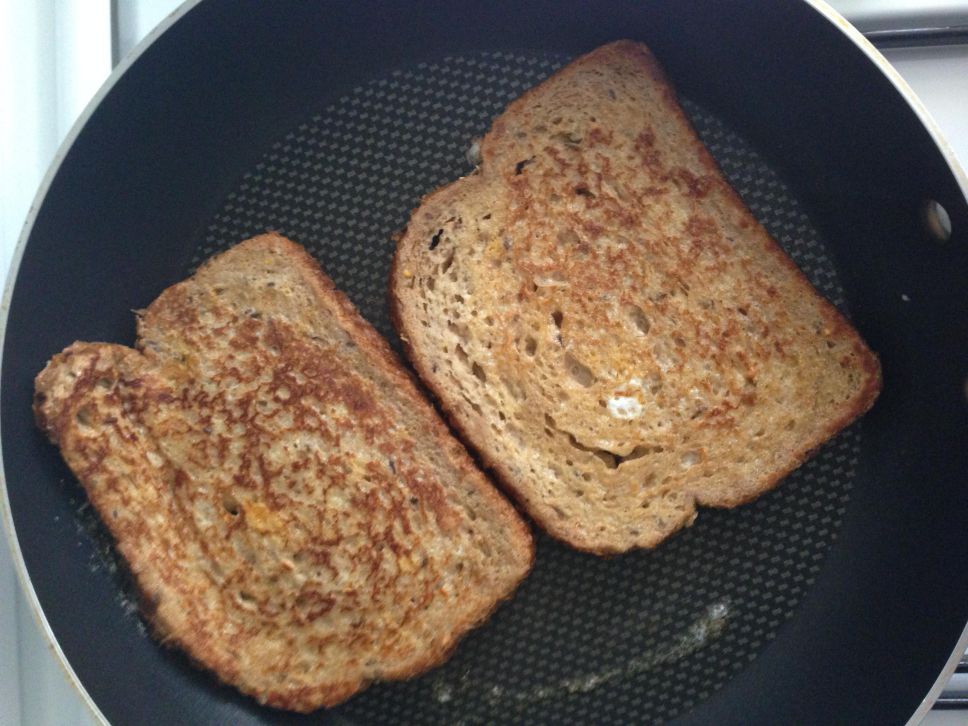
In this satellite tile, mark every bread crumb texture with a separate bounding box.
[34,234,533,712]
[392,41,880,554]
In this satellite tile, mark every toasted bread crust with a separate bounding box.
[391,41,881,554]
[35,234,533,711]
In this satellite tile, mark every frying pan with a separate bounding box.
[3,1,968,723]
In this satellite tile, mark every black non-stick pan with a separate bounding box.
[3,1,968,723]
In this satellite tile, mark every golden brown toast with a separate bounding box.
[391,41,881,554]
[34,233,533,711]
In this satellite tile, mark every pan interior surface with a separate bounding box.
[187,49,857,724]
[7,2,968,724]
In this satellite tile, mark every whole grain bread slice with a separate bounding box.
[34,233,533,712]
[391,41,881,555]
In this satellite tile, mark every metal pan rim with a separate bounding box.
[1,1,965,722]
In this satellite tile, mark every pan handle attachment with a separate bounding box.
[864,24,968,49]
[932,655,968,709]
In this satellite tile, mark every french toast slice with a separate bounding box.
[391,41,881,554]
[34,233,533,711]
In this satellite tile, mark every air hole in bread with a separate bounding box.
[75,405,94,426]
[447,320,469,340]
[471,362,487,383]
[460,394,484,417]
[426,276,435,292]
[624,445,664,463]
[440,249,455,274]
[551,310,563,329]
[429,229,443,250]
[524,336,538,356]
[548,418,653,472]
[514,157,534,175]
[574,184,594,197]
[563,353,595,387]
[553,131,581,145]
[569,433,616,469]
[222,494,241,516]
[627,304,651,335]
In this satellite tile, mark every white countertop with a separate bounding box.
[2,2,967,724]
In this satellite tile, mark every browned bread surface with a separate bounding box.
[34,233,534,712]
[391,41,881,554]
